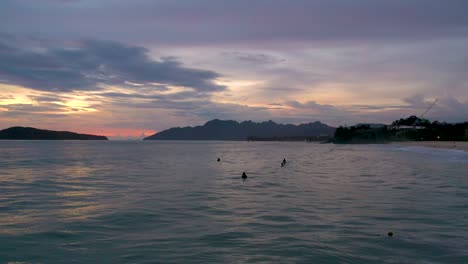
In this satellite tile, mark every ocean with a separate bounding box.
[0,141,467,263]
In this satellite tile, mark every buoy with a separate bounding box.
[242,172,247,179]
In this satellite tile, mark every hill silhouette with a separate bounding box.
[144,119,335,140]
[0,127,108,140]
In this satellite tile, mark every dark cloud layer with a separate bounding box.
[2,0,468,45]
[222,52,285,65]
[0,103,68,118]
[0,39,224,92]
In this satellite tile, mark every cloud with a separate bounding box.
[171,101,273,123]
[28,95,66,103]
[222,52,285,64]
[284,100,340,113]
[49,0,81,3]
[97,90,209,102]
[428,96,468,122]
[2,0,468,45]
[0,39,225,93]
[1,1,468,135]
[102,95,272,123]
[350,104,410,111]
[0,103,68,118]
[403,94,429,108]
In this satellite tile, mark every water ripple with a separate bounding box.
[0,141,467,263]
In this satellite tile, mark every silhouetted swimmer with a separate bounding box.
[217,157,221,162]
[242,172,247,179]
[283,158,287,164]
[281,162,284,167]
[388,232,393,237]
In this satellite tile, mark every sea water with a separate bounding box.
[0,141,467,263]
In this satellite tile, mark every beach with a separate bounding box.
[392,141,468,151]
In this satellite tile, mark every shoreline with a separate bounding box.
[391,141,468,151]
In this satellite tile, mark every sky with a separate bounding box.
[1,0,468,138]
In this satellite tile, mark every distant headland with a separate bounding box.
[144,119,336,140]
[0,127,108,140]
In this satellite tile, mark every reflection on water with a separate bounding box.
[0,141,467,263]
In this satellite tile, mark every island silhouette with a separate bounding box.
[0,127,108,140]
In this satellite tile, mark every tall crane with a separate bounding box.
[419,99,438,119]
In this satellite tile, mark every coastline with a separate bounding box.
[391,141,468,151]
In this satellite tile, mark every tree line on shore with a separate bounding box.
[334,116,468,143]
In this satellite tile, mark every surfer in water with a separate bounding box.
[281,158,287,167]
[242,172,247,179]
[217,157,220,162]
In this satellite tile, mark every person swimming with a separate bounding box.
[217,157,220,162]
[242,172,247,179]
[281,158,287,167]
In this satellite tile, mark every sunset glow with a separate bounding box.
[1,1,468,138]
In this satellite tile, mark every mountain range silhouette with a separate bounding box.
[144,119,335,140]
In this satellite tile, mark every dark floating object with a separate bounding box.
[217,157,221,162]
[242,172,247,179]
[281,158,286,167]
[388,232,393,237]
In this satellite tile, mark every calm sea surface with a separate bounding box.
[0,141,467,263]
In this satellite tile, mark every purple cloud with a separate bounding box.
[1,0,468,45]
[0,39,225,92]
